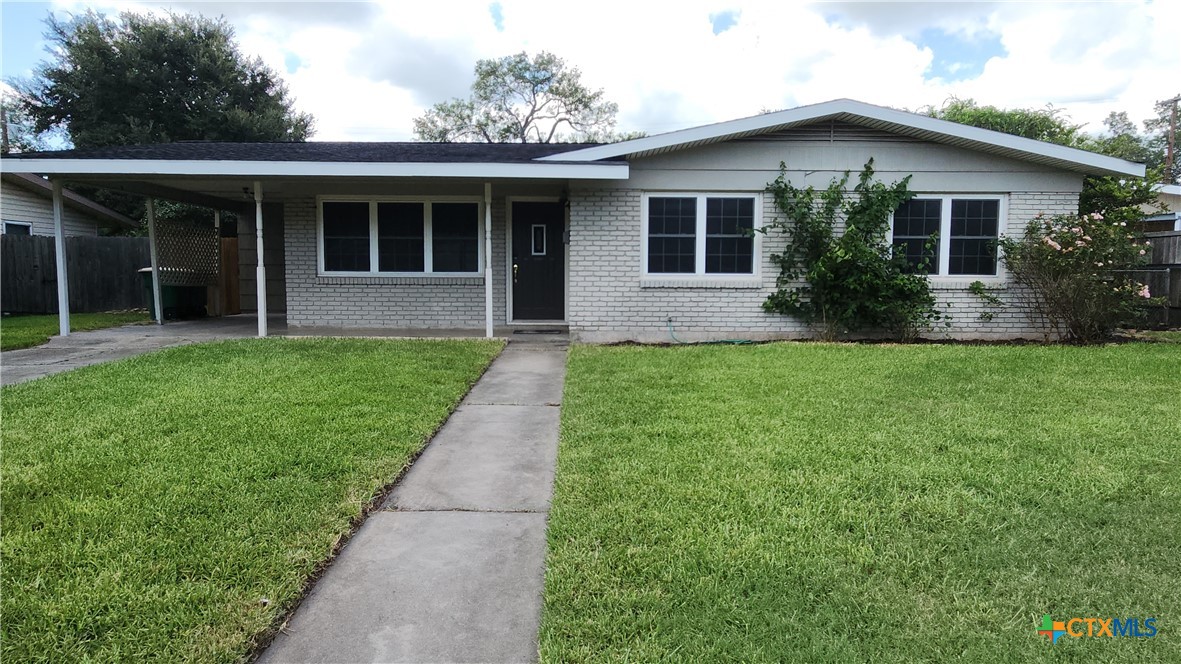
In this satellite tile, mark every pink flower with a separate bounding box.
[1075,240,1086,247]
[1091,212,1104,220]
[1120,222,1127,227]
[1139,249,1147,255]
[1139,284,1151,298]
[1096,262,1105,267]
[1083,235,1092,241]
[1043,236,1062,250]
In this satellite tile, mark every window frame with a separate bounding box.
[640,192,761,279]
[317,195,484,277]
[2,221,33,235]
[889,194,1007,280]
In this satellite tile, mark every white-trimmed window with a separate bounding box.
[3,221,32,236]
[318,198,482,275]
[643,193,759,276]
[890,195,1005,276]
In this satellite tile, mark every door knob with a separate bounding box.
[512,262,519,283]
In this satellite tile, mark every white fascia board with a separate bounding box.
[545,98,1145,178]
[1157,183,1181,195]
[0,159,629,180]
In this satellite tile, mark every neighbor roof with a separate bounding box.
[1,172,137,229]
[541,99,1146,178]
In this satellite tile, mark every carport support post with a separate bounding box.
[146,199,164,325]
[254,181,267,338]
[51,178,70,336]
[484,182,493,338]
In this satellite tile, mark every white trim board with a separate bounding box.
[541,99,1145,178]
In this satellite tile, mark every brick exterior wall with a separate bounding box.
[567,189,1079,342]
[284,197,508,329]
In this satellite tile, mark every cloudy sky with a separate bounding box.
[2,0,1177,142]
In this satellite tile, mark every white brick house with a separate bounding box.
[2,99,1144,341]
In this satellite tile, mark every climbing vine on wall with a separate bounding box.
[761,159,945,340]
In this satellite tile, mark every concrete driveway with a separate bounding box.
[0,315,284,386]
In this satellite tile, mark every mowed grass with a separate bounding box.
[542,343,1181,663]
[0,311,151,351]
[1,338,502,663]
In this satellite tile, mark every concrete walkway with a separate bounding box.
[0,316,282,386]
[258,340,566,664]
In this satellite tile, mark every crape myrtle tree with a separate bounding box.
[925,98,1171,340]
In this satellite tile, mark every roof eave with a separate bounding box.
[0,159,630,180]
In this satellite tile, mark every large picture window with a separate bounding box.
[644,194,757,276]
[319,198,482,275]
[891,196,1003,276]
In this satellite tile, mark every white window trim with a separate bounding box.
[640,192,762,279]
[889,193,1008,282]
[2,221,33,234]
[316,195,485,277]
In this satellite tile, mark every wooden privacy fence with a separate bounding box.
[1134,230,1181,328]
[1,234,151,314]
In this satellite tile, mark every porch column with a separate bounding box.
[254,181,267,338]
[50,179,70,336]
[484,182,493,338]
[146,198,164,325]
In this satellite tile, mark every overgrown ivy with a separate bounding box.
[761,159,945,340]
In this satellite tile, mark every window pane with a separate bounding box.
[705,197,754,274]
[378,203,424,272]
[432,203,478,272]
[949,199,999,275]
[323,202,370,272]
[4,223,32,236]
[648,197,696,273]
[891,199,941,273]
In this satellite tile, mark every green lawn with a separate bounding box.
[0,311,151,351]
[1,338,502,663]
[542,343,1181,662]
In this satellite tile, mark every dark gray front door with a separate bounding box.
[511,202,564,320]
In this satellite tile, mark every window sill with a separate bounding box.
[316,274,483,286]
[640,277,763,289]
[928,277,1006,290]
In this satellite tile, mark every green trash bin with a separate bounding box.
[139,268,207,320]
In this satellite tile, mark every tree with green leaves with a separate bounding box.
[413,51,625,143]
[13,10,313,147]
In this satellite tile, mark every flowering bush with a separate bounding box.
[999,212,1158,342]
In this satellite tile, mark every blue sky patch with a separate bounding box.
[709,9,740,35]
[489,2,505,32]
[915,28,1006,82]
[284,53,302,74]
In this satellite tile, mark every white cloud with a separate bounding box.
[39,0,1181,141]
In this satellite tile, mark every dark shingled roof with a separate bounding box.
[6,141,620,163]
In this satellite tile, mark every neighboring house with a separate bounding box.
[0,172,136,236]
[1,99,1145,341]
[1142,183,1181,232]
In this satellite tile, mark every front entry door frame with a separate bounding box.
[506,196,568,323]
